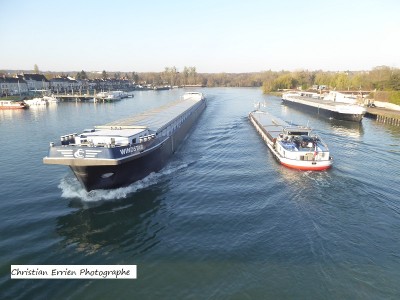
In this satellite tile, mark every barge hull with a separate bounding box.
[72,100,206,191]
[279,160,332,171]
[282,99,363,122]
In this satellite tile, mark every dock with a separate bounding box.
[54,92,132,102]
[366,107,400,126]
[56,94,96,101]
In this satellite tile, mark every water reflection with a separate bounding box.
[280,104,364,138]
[56,187,166,255]
[277,166,333,191]
[0,108,29,121]
[377,121,400,137]
[329,119,364,139]
[27,104,51,120]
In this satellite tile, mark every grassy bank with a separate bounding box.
[0,96,26,101]
[372,91,400,105]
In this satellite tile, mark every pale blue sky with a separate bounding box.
[1,0,399,73]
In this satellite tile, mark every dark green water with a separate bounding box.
[1,88,400,299]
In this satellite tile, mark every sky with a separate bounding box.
[1,0,399,73]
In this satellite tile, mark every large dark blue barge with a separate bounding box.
[43,92,206,191]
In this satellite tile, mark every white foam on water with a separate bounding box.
[58,162,189,202]
[301,170,332,187]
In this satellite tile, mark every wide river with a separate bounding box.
[1,88,400,299]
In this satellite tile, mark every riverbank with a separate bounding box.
[366,106,400,125]
[0,96,26,101]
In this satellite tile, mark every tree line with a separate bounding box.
[3,65,399,92]
[68,66,400,93]
[261,66,400,93]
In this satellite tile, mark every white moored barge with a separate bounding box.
[249,108,333,171]
[282,92,366,122]
[44,92,206,191]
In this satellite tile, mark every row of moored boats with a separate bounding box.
[0,90,134,109]
[0,96,58,109]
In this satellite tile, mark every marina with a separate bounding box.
[249,107,332,170]
[282,91,367,122]
[55,91,133,102]
[43,92,206,191]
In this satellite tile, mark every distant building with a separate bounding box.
[86,80,97,90]
[87,78,134,91]
[312,84,328,91]
[18,73,50,91]
[50,76,80,93]
[0,76,28,96]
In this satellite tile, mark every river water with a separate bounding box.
[1,88,400,299]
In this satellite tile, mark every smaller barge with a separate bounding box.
[249,109,333,171]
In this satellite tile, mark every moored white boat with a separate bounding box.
[106,91,124,100]
[43,95,59,103]
[24,97,48,106]
[96,91,108,99]
[96,91,125,101]
[282,91,366,122]
[0,100,29,109]
[249,108,333,171]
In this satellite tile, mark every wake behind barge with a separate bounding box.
[43,92,206,191]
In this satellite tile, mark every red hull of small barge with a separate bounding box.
[280,161,332,171]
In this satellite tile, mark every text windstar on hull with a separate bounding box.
[43,92,206,191]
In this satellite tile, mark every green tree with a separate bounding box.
[350,74,364,90]
[189,67,197,85]
[80,70,87,80]
[131,71,139,83]
[76,70,87,80]
[102,70,108,80]
[331,73,350,90]
[162,66,178,86]
[388,72,400,90]
[270,73,298,90]
[182,67,189,86]
[34,64,39,74]
[113,72,121,80]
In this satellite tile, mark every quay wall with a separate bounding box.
[375,114,400,126]
[366,105,400,126]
